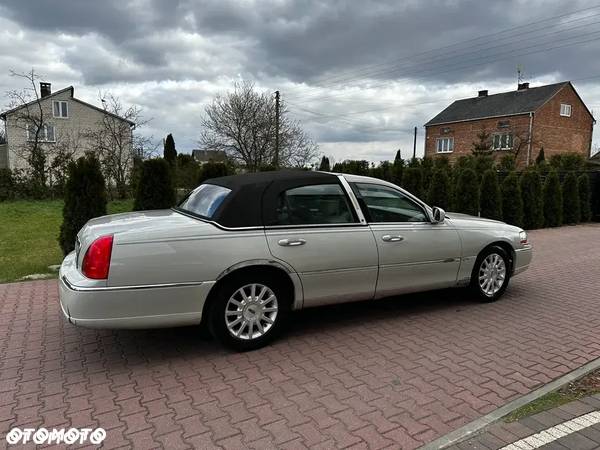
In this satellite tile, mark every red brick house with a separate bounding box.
[424,82,595,166]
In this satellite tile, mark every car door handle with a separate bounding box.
[278,238,306,247]
[382,235,404,242]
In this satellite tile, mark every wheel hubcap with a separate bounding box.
[478,253,506,297]
[225,283,278,340]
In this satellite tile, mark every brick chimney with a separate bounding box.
[517,82,529,91]
[40,82,51,98]
[478,90,488,97]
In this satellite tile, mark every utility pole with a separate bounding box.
[274,90,280,168]
[412,126,417,159]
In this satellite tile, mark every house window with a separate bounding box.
[492,133,513,150]
[436,137,454,153]
[53,101,68,118]
[560,103,572,117]
[497,120,510,128]
[26,124,56,142]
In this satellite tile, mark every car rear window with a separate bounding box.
[178,184,231,219]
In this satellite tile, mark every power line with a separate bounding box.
[282,4,600,100]
[286,29,600,105]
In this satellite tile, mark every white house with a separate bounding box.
[0,83,135,171]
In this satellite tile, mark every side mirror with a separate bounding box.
[432,207,445,223]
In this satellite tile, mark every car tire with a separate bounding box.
[470,246,511,302]
[208,273,291,351]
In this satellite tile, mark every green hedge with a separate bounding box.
[454,168,479,216]
[501,172,524,227]
[578,174,592,222]
[520,169,544,229]
[427,169,451,210]
[58,155,107,255]
[562,172,580,224]
[543,170,563,227]
[479,169,502,221]
[133,158,176,211]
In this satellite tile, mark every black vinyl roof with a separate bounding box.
[204,170,340,228]
[425,82,569,126]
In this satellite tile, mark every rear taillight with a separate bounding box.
[82,235,113,279]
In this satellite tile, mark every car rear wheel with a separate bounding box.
[471,246,511,302]
[209,274,290,351]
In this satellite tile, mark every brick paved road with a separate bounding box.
[1,224,599,449]
[449,395,600,449]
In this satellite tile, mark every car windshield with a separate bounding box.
[178,184,231,219]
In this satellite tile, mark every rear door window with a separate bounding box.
[273,184,357,225]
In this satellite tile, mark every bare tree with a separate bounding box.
[49,129,84,195]
[85,93,153,198]
[200,81,318,171]
[5,69,51,196]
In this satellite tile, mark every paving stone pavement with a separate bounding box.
[448,394,600,450]
[0,224,599,449]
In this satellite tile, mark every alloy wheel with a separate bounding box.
[478,253,507,297]
[225,283,278,340]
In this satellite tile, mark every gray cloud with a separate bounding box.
[0,0,599,160]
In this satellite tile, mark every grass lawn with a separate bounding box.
[0,199,133,283]
[504,368,600,422]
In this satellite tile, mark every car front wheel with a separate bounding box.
[471,246,511,302]
[209,274,290,351]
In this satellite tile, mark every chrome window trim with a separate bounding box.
[338,174,367,225]
[62,276,204,292]
[350,181,434,223]
[172,208,265,231]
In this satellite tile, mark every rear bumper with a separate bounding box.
[513,245,533,276]
[59,252,215,329]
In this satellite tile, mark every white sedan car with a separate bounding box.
[59,171,532,350]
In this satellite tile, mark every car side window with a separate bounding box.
[354,183,428,223]
[274,184,357,225]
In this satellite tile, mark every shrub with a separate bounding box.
[58,155,107,255]
[549,153,585,171]
[454,168,479,216]
[479,170,502,221]
[562,172,580,224]
[332,160,370,175]
[427,169,451,210]
[543,170,562,227]
[401,167,423,198]
[198,161,234,184]
[318,156,330,171]
[421,157,434,192]
[472,155,494,177]
[370,161,394,182]
[455,155,475,170]
[391,157,404,185]
[535,148,545,165]
[433,155,451,171]
[520,168,544,229]
[175,154,200,189]
[498,154,516,172]
[163,134,177,167]
[578,174,592,222]
[0,168,15,202]
[133,158,175,211]
[501,172,524,227]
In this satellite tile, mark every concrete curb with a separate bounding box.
[421,355,600,450]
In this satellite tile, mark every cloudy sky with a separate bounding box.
[1,0,600,164]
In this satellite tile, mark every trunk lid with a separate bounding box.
[76,209,216,264]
